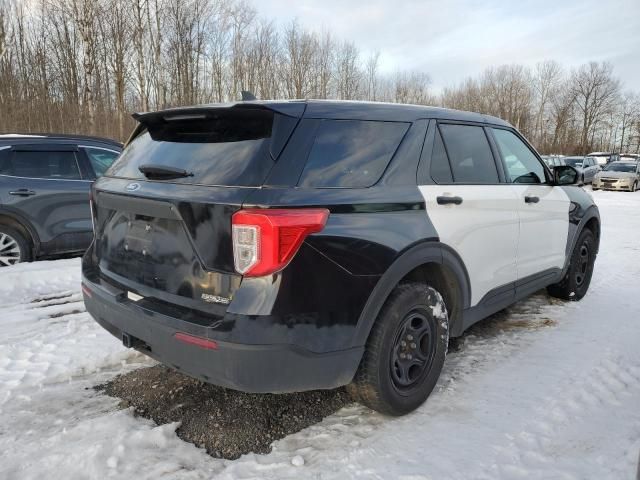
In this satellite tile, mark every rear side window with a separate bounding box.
[108,109,295,187]
[85,147,120,177]
[439,124,499,184]
[8,151,81,179]
[430,130,453,183]
[298,120,408,188]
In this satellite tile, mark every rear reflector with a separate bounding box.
[232,208,329,276]
[81,284,92,298]
[174,332,218,350]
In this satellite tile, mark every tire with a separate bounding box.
[547,229,596,301]
[0,225,31,267]
[347,283,449,416]
[631,181,638,193]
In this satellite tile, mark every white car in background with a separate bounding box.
[587,152,619,166]
[592,161,640,192]
[620,153,640,162]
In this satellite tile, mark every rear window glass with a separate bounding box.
[298,120,409,188]
[107,109,295,187]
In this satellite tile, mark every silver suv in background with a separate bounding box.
[561,156,600,184]
[587,152,618,166]
[0,134,122,266]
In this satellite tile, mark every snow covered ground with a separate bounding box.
[1,190,639,480]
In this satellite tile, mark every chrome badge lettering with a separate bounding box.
[201,293,231,305]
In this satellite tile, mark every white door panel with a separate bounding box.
[511,185,569,279]
[419,185,520,306]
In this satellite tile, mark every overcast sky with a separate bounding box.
[253,0,640,92]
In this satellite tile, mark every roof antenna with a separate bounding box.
[241,90,257,101]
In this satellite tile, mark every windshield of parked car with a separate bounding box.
[563,158,583,168]
[603,163,636,172]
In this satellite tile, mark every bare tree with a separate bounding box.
[282,21,316,98]
[617,91,640,152]
[571,62,620,153]
[335,41,361,100]
[532,60,563,147]
[365,51,380,101]
[393,70,433,105]
[0,0,637,154]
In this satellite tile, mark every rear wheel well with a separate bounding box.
[0,214,36,256]
[399,262,463,336]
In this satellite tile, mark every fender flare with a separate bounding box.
[561,204,600,277]
[352,241,471,347]
[0,209,41,254]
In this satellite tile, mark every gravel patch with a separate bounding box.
[96,365,352,460]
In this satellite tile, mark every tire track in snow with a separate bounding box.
[476,352,640,480]
[437,292,560,397]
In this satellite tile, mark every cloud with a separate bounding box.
[252,0,640,91]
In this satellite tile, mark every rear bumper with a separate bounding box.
[82,275,363,393]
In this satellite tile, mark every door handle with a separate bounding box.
[524,196,539,204]
[437,195,463,205]
[9,189,37,197]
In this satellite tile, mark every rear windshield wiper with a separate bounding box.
[138,164,194,180]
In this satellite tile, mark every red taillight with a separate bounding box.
[232,208,329,276]
[174,332,218,350]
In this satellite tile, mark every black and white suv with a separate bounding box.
[82,101,600,415]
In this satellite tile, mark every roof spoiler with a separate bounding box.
[126,101,306,147]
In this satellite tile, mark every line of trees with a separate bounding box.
[1,0,638,154]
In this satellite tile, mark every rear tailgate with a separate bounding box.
[88,103,302,318]
[92,180,246,317]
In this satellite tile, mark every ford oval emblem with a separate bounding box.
[126,182,141,192]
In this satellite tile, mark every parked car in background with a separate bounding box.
[592,161,640,192]
[541,155,564,168]
[0,134,122,266]
[82,100,599,416]
[620,153,640,162]
[588,152,618,165]
[560,156,600,184]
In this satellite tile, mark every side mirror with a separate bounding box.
[554,165,579,185]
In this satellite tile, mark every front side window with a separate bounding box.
[9,151,81,179]
[298,119,409,188]
[85,148,120,177]
[438,124,499,184]
[492,128,546,184]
